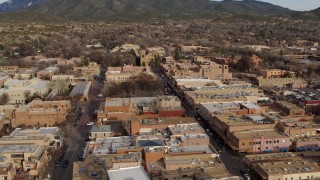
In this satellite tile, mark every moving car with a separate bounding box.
[62,160,69,168]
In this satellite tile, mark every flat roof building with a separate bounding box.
[108,166,150,180]
[0,78,50,104]
[73,152,143,180]
[0,127,62,179]
[69,82,92,101]
[11,99,71,127]
[229,130,291,154]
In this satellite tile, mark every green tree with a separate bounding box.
[307,66,313,78]
[283,71,292,78]
[279,49,284,56]
[173,48,181,61]
[81,57,90,66]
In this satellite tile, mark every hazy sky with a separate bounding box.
[214,0,320,11]
[0,0,319,11]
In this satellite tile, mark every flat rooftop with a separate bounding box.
[256,160,320,175]
[163,154,230,178]
[73,152,143,180]
[0,145,38,153]
[234,130,289,139]
[201,101,242,113]
[70,82,91,97]
[167,145,213,154]
[188,91,256,99]
[168,123,204,134]
[189,85,257,91]
[105,97,158,106]
[137,117,196,126]
[215,115,273,126]
[275,101,302,110]
[89,136,133,154]
[108,166,150,180]
[245,152,300,162]
[9,127,59,136]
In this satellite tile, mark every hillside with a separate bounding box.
[212,0,292,15]
[24,0,294,21]
[0,11,67,23]
[0,0,314,22]
[311,7,320,17]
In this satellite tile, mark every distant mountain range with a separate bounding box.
[0,0,42,12]
[0,0,319,22]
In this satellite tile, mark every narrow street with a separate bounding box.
[52,81,103,180]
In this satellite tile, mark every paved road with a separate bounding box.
[52,81,103,180]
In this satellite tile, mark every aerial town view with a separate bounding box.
[1,0,320,180]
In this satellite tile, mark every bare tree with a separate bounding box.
[24,90,31,104]
[0,93,10,105]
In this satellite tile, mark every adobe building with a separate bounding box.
[69,82,92,101]
[0,127,63,179]
[211,114,276,138]
[197,101,265,121]
[11,99,71,127]
[277,120,318,139]
[0,78,50,104]
[36,67,59,80]
[0,66,19,75]
[140,47,165,66]
[97,96,185,123]
[272,101,305,116]
[74,62,100,81]
[105,65,147,83]
[245,153,320,180]
[259,69,296,79]
[184,85,265,106]
[73,152,143,180]
[255,76,308,88]
[146,153,233,180]
[229,130,291,154]
[130,116,196,135]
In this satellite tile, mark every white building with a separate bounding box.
[0,78,50,104]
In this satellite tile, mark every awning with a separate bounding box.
[280,148,289,152]
[297,147,306,151]
[310,146,319,151]
[264,149,273,153]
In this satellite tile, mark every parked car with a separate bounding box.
[78,155,83,161]
[240,169,249,177]
[62,160,69,168]
[58,156,64,162]
[97,93,104,98]
[86,122,94,126]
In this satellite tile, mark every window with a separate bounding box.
[266,141,268,144]
[258,148,260,150]
[242,143,245,145]
[266,147,268,149]
[277,140,279,143]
